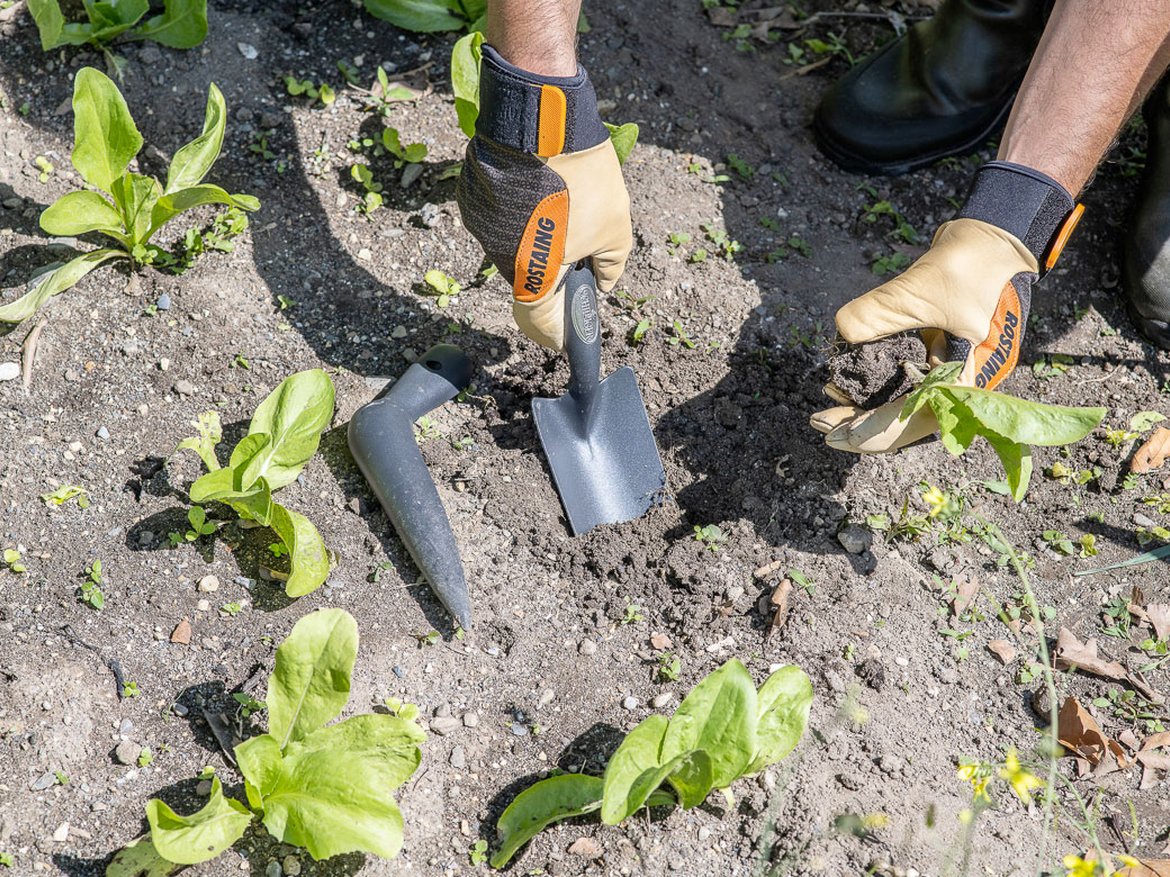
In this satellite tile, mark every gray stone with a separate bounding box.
[282,856,301,876]
[0,362,20,382]
[449,745,466,770]
[96,426,110,441]
[400,163,424,188]
[264,860,281,877]
[578,638,597,656]
[836,525,872,555]
[114,740,139,765]
[155,293,171,311]
[30,771,57,791]
[510,723,529,737]
[430,716,459,736]
[622,696,638,711]
[173,379,196,396]
[462,712,478,728]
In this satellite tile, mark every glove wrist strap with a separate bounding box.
[959,160,1084,275]
[476,44,609,157]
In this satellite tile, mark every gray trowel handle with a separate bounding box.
[347,344,475,629]
[562,261,603,410]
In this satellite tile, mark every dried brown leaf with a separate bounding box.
[1131,426,1170,473]
[1056,697,1128,768]
[951,573,980,617]
[567,837,603,859]
[1117,858,1170,876]
[987,639,1016,665]
[1147,603,1170,642]
[1053,627,1164,704]
[765,578,792,640]
[1142,730,1170,751]
[649,632,672,651]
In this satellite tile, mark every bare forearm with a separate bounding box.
[487,0,582,76]
[1000,0,1170,195]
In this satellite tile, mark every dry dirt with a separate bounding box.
[2,1,1170,876]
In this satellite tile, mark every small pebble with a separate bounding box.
[578,638,597,656]
[393,665,406,678]
[510,723,528,737]
[282,856,301,876]
[96,426,110,441]
[449,746,466,769]
[0,362,20,382]
[238,42,258,59]
[462,712,478,728]
[173,379,196,396]
[52,822,69,842]
[430,716,459,736]
[156,293,171,311]
[196,780,212,795]
[30,771,56,791]
[622,696,639,711]
[114,740,139,765]
[196,599,211,612]
[651,692,672,709]
[264,861,281,877]
[197,575,219,593]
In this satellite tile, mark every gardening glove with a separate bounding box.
[456,45,631,350]
[810,161,1084,453]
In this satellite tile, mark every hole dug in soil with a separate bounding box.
[826,333,930,408]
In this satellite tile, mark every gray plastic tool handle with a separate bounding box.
[347,344,474,629]
[563,261,602,420]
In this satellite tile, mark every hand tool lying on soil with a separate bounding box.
[349,344,475,629]
[532,262,666,536]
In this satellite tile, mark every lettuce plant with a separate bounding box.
[28,0,208,50]
[491,660,813,868]
[110,609,426,871]
[363,0,485,33]
[176,370,335,598]
[900,362,1107,501]
[0,67,257,325]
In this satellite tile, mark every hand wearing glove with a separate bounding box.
[810,161,1084,453]
[456,45,631,350]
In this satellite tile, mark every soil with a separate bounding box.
[3,2,1170,876]
[827,333,930,408]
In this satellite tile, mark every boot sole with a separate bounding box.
[812,95,1018,176]
[1125,299,1170,351]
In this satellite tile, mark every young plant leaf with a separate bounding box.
[269,503,331,598]
[451,30,484,138]
[362,0,468,32]
[236,715,424,860]
[145,776,252,865]
[105,834,181,877]
[745,665,814,774]
[265,608,358,749]
[0,249,127,324]
[27,0,68,49]
[604,122,639,166]
[490,774,604,869]
[240,369,335,490]
[660,659,757,789]
[176,412,223,471]
[85,0,149,42]
[71,68,143,194]
[165,81,226,193]
[148,184,259,240]
[132,0,208,49]
[39,190,126,239]
[600,714,668,824]
[110,172,163,247]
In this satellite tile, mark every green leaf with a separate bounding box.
[665,749,715,809]
[239,369,335,491]
[71,67,143,194]
[86,0,148,41]
[269,503,331,598]
[1130,410,1166,433]
[600,715,668,824]
[110,172,162,247]
[176,411,223,471]
[148,184,258,240]
[189,464,273,525]
[0,249,126,324]
[937,385,1106,447]
[236,715,424,860]
[39,190,126,240]
[266,608,357,748]
[132,0,208,48]
[450,30,484,138]
[745,665,813,774]
[362,0,468,32]
[27,0,66,49]
[165,82,225,193]
[604,122,639,165]
[145,776,252,865]
[105,834,182,877]
[228,432,273,487]
[983,431,1033,502]
[490,774,604,869]
[661,659,757,789]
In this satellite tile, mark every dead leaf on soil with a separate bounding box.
[1147,603,1170,642]
[1057,697,1128,768]
[1141,731,1170,751]
[987,639,1016,665]
[951,573,980,617]
[765,578,792,640]
[1053,627,1164,704]
[1115,859,1170,877]
[1137,732,1170,791]
[1131,426,1170,473]
[753,559,784,580]
[706,6,738,26]
[649,632,672,651]
[170,618,191,645]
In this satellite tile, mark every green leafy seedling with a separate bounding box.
[2,69,258,325]
[184,506,216,541]
[469,838,489,866]
[3,549,26,574]
[138,747,154,767]
[284,76,336,106]
[28,0,208,51]
[233,693,267,719]
[42,484,89,508]
[423,269,460,308]
[122,680,140,698]
[899,361,1106,501]
[80,559,105,610]
[383,128,428,167]
[491,660,813,868]
[657,654,681,683]
[176,370,335,598]
[127,609,425,867]
[693,524,725,552]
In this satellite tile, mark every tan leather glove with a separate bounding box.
[456,46,631,350]
[811,162,1083,453]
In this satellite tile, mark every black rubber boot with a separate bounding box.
[814,0,1047,175]
[1123,76,1170,350]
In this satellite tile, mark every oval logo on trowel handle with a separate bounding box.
[570,282,599,345]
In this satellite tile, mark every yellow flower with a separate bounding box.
[1061,855,1102,877]
[999,748,1044,804]
[1116,855,1141,871]
[956,763,990,802]
[922,484,947,517]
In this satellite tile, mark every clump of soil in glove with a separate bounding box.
[827,333,930,408]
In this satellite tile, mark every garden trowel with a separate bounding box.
[348,344,475,629]
[532,262,666,536]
